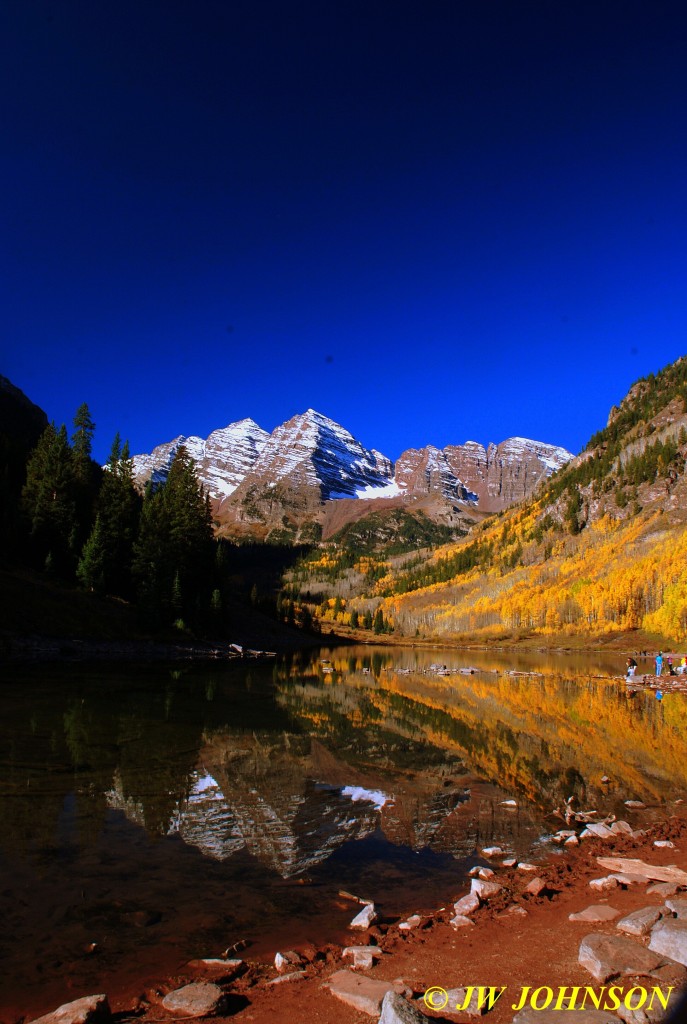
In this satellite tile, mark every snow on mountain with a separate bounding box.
[132,409,573,528]
[132,418,269,498]
[242,409,394,500]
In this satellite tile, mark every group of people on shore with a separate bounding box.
[626,651,687,678]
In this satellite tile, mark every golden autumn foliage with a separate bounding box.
[275,650,687,808]
[364,508,687,643]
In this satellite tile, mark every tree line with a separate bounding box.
[19,405,218,631]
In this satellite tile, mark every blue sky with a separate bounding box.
[3,0,687,463]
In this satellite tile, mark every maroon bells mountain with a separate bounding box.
[132,409,573,540]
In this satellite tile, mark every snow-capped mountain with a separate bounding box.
[131,408,574,539]
[132,418,269,498]
[235,408,394,501]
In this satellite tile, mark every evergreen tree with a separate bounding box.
[363,608,373,630]
[77,434,140,596]
[132,446,214,624]
[70,403,101,553]
[77,514,106,591]
[373,607,385,634]
[22,423,77,574]
[350,608,359,629]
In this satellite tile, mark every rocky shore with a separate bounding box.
[17,807,687,1024]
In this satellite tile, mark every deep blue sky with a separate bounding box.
[3,0,687,463]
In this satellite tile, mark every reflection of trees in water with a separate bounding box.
[0,663,291,856]
[276,649,687,810]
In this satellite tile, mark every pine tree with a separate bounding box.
[77,514,106,591]
[70,403,101,553]
[77,434,140,596]
[132,446,214,624]
[22,423,77,574]
[373,607,385,634]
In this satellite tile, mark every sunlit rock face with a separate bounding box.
[131,409,573,539]
[132,419,269,498]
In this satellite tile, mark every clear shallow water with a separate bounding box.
[1,646,684,1015]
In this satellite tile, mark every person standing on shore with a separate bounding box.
[626,657,637,678]
[656,651,664,676]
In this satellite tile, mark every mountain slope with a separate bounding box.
[299,356,687,645]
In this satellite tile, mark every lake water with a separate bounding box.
[1,645,684,1015]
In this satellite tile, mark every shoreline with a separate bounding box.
[14,807,687,1024]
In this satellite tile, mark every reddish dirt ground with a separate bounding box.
[13,810,687,1024]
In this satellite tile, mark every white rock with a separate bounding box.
[379,991,429,1024]
[517,862,538,872]
[655,840,676,848]
[470,878,503,899]
[161,983,226,1018]
[453,892,480,916]
[27,996,111,1024]
[449,914,475,929]
[350,903,377,929]
[480,846,503,857]
[589,875,620,892]
[275,950,301,972]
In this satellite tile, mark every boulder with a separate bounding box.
[597,858,687,886]
[615,985,682,1024]
[647,882,680,897]
[565,835,580,846]
[502,857,518,867]
[480,846,503,857]
[583,823,614,839]
[610,872,652,886]
[453,892,480,916]
[161,983,226,1017]
[610,820,635,836]
[517,863,538,872]
[28,996,111,1024]
[579,933,677,983]
[654,841,676,849]
[569,905,621,923]
[476,867,495,880]
[524,877,547,897]
[343,946,383,969]
[275,950,302,972]
[379,991,429,1023]
[649,918,687,966]
[617,907,663,936]
[470,878,502,899]
[326,970,394,1015]
[589,876,620,892]
[625,800,647,808]
[350,903,377,929]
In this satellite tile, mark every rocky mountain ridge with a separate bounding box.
[132,408,573,540]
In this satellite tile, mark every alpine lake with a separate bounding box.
[2,645,685,1016]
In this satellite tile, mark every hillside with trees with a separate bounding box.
[286,356,687,647]
[0,384,316,654]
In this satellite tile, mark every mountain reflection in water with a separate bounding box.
[1,646,686,1014]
